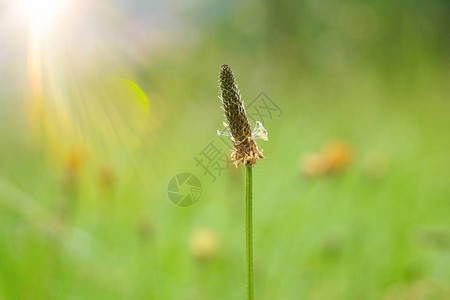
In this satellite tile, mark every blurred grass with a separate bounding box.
[1,0,450,299]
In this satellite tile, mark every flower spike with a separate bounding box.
[218,64,267,167]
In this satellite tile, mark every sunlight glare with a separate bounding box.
[19,0,70,35]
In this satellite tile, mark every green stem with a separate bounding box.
[245,165,254,300]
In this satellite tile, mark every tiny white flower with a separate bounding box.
[252,121,268,141]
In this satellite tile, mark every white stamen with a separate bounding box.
[252,121,268,141]
[217,129,232,137]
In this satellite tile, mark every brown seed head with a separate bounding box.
[219,65,264,167]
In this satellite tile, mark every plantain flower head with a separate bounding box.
[217,64,268,167]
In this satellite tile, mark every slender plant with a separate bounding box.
[218,65,268,299]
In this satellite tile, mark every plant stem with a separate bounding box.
[245,165,254,300]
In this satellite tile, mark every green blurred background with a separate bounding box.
[1,0,450,299]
